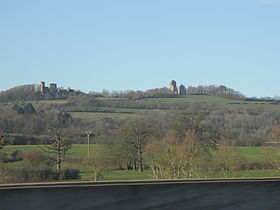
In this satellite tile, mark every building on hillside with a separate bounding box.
[170,80,178,94]
[169,80,187,95]
[177,84,187,95]
[38,81,46,93]
[49,83,57,92]
[37,81,82,95]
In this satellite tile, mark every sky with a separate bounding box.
[0,0,280,97]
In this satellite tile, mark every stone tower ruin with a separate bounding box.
[169,80,187,95]
[177,84,187,95]
[39,81,45,93]
[170,80,178,94]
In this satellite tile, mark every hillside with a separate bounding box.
[33,95,280,120]
[1,90,280,147]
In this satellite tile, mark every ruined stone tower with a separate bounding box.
[177,84,187,95]
[39,81,45,93]
[170,80,178,94]
[49,83,57,92]
[169,80,187,95]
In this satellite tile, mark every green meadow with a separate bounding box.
[63,96,280,120]
[3,145,280,181]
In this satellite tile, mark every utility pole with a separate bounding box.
[85,131,91,158]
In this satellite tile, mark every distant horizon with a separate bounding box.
[1,0,279,98]
[0,80,278,98]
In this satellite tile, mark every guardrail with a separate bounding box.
[1,178,280,210]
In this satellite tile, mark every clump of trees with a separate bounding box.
[112,111,270,179]
[0,110,82,184]
[97,87,176,99]
[12,103,36,114]
[143,111,219,179]
[113,116,156,172]
[0,85,39,102]
[144,130,209,179]
[187,85,245,100]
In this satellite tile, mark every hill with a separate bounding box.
[1,83,280,147]
[38,95,280,120]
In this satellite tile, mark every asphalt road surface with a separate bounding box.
[1,178,280,210]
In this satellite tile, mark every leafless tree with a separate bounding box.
[42,113,72,174]
[115,116,155,172]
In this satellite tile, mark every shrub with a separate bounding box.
[59,168,80,180]
[0,165,54,183]
[10,135,41,145]
[11,150,23,162]
[22,151,53,169]
[211,144,245,178]
[83,156,105,181]
[239,162,274,170]
[0,165,80,184]
[0,152,9,163]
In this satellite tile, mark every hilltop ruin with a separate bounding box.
[38,81,82,95]
[169,80,187,95]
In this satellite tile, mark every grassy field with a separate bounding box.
[4,145,267,162]
[4,144,152,181]
[3,95,280,112]
[56,95,280,120]
[63,106,143,114]
[3,95,279,121]
[3,144,108,158]
[237,146,265,162]
[3,144,280,181]
[69,112,136,120]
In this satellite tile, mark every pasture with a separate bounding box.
[3,145,280,181]
[63,95,280,120]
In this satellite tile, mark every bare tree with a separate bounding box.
[144,130,208,179]
[171,111,220,152]
[115,116,155,172]
[144,141,166,179]
[42,113,72,174]
[83,152,105,181]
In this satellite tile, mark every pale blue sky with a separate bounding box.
[0,0,279,97]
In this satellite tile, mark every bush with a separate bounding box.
[0,152,9,163]
[83,156,105,181]
[9,135,41,145]
[239,162,274,170]
[0,165,54,183]
[59,168,80,180]
[0,165,80,184]
[11,150,23,162]
[22,151,53,169]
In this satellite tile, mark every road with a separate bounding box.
[1,178,280,210]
